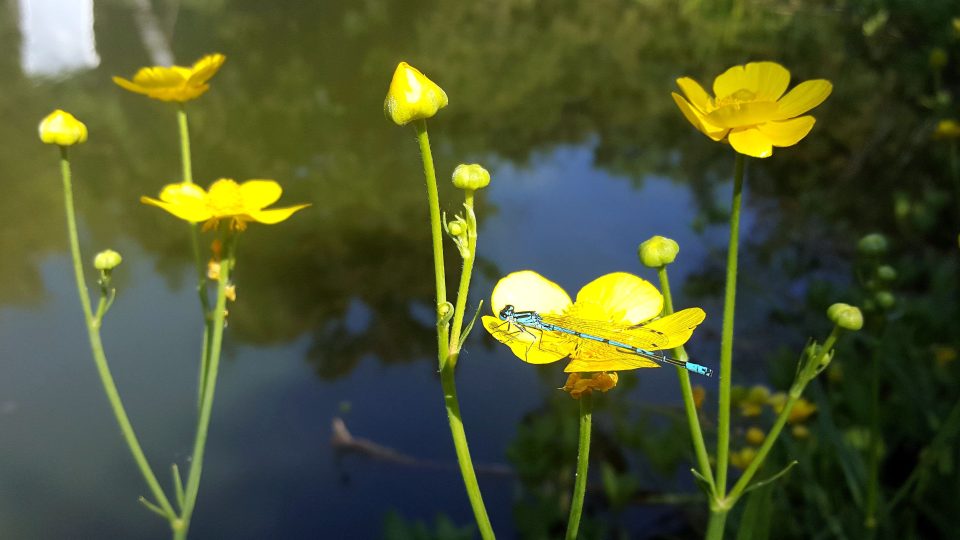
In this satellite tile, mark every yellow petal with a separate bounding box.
[756,116,815,147]
[187,53,226,85]
[705,101,779,129]
[482,315,571,364]
[672,93,728,141]
[248,204,311,224]
[636,308,706,349]
[727,127,774,158]
[131,66,185,87]
[573,272,662,325]
[239,179,283,209]
[772,79,832,120]
[676,77,714,113]
[384,62,448,126]
[713,61,790,101]
[489,271,572,316]
[141,182,211,222]
[564,341,660,372]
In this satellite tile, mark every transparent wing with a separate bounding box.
[564,339,661,372]
[484,318,577,363]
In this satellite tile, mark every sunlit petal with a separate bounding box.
[672,93,728,140]
[489,271,572,316]
[676,77,714,113]
[772,79,832,120]
[573,272,662,325]
[757,116,816,147]
[713,62,789,100]
[728,127,774,158]
[638,308,706,349]
[248,204,311,224]
[239,179,283,208]
[481,315,571,364]
[705,101,778,129]
[187,53,227,85]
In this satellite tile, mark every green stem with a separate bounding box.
[716,153,745,498]
[565,392,593,540]
[59,147,175,520]
[174,233,234,540]
[414,120,450,360]
[657,267,715,491]
[865,330,881,531]
[413,120,492,538]
[176,104,212,408]
[726,329,840,504]
[705,508,729,540]
[440,363,495,539]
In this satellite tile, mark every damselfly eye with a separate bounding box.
[499,305,515,320]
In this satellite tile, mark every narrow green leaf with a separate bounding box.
[690,468,715,497]
[457,300,484,350]
[138,496,168,519]
[736,481,774,540]
[171,463,185,511]
[744,460,799,494]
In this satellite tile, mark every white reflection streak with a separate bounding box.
[19,0,100,77]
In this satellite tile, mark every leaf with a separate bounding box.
[690,467,715,497]
[457,300,484,350]
[744,460,798,494]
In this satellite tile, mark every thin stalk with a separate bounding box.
[413,120,492,538]
[865,330,881,531]
[727,329,840,503]
[715,153,745,497]
[59,147,175,519]
[658,267,715,490]
[177,104,213,409]
[448,192,478,358]
[705,508,729,540]
[174,233,234,540]
[565,392,593,540]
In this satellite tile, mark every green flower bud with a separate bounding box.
[930,47,949,70]
[827,302,863,331]
[451,164,490,191]
[874,291,895,310]
[93,249,123,271]
[857,233,888,256]
[447,220,466,236]
[876,265,897,282]
[638,235,679,268]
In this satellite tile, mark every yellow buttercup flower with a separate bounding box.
[113,53,226,102]
[481,270,705,373]
[141,178,309,231]
[384,62,448,126]
[39,110,88,146]
[672,61,832,158]
[934,119,960,139]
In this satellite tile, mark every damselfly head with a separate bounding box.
[498,305,516,320]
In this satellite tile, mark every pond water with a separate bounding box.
[0,1,944,539]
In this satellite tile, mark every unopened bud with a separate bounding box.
[827,303,863,331]
[638,236,679,268]
[93,249,123,271]
[451,163,490,191]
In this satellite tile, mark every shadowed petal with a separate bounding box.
[676,77,714,113]
[672,93,728,140]
[248,204,311,224]
[728,127,774,158]
[239,179,283,208]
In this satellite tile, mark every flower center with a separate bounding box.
[206,180,246,216]
[714,88,759,108]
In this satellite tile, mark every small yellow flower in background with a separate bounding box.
[224,284,237,302]
[745,426,765,446]
[933,345,957,368]
[934,119,960,139]
[562,372,619,399]
[384,62,448,126]
[141,178,309,231]
[791,425,811,439]
[730,447,757,470]
[692,385,707,409]
[482,270,705,373]
[740,384,771,417]
[672,61,832,158]
[113,53,226,102]
[39,110,88,146]
[769,396,817,424]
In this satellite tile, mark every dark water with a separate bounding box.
[1,1,953,538]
